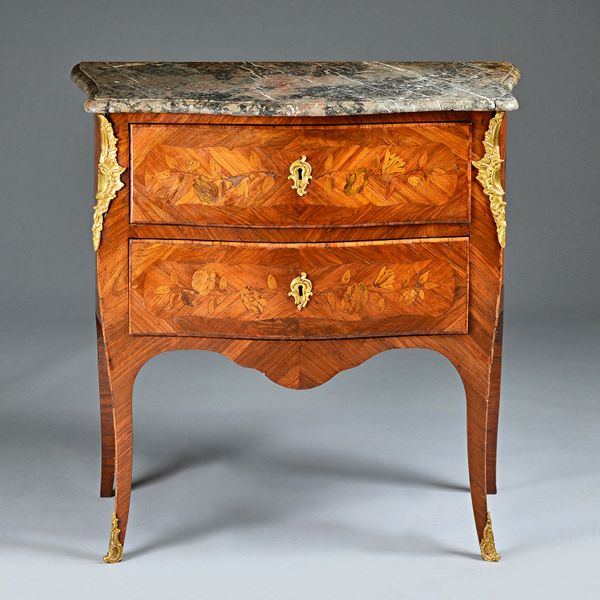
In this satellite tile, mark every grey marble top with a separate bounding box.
[72,61,520,116]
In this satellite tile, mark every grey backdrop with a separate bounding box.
[1,2,599,599]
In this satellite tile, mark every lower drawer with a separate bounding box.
[129,238,469,339]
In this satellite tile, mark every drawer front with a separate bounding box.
[131,122,471,228]
[129,238,469,339]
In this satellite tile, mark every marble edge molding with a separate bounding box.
[71,63,99,102]
[71,61,520,116]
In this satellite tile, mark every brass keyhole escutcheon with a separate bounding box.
[289,272,313,311]
[288,156,312,197]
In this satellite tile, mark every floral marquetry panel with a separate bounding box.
[130,122,471,228]
[129,238,469,339]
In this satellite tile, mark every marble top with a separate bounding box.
[72,61,520,116]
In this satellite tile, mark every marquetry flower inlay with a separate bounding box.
[327,262,441,315]
[155,268,281,317]
[399,270,439,305]
[341,282,370,313]
[324,147,451,199]
[144,142,456,208]
[406,151,446,188]
[151,149,277,206]
[155,266,229,313]
[381,150,406,175]
[191,266,218,296]
[240,287,268,315]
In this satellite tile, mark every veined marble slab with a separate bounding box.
[72,61,520,115]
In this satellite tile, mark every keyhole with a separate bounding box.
[297,168,303,181]
[298,285,304,297]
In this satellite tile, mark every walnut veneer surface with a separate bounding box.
[72,61,519,564]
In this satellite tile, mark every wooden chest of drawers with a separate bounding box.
[73,61,519,564]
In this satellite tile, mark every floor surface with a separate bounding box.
[1,312,598,599]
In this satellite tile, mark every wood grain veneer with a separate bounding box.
[92,109,507,563]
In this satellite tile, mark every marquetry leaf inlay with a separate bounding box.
[323,261,448,316]
[145,258,456,320]
[143,144,457,208]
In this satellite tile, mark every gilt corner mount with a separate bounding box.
[472,112,507,248]
[92,115,125,251]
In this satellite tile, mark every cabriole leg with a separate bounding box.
[463,372,501,561]
[102,366,135,564]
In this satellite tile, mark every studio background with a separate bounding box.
[1,1,598,599]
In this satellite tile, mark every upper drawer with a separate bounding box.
[130,122,471,228]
